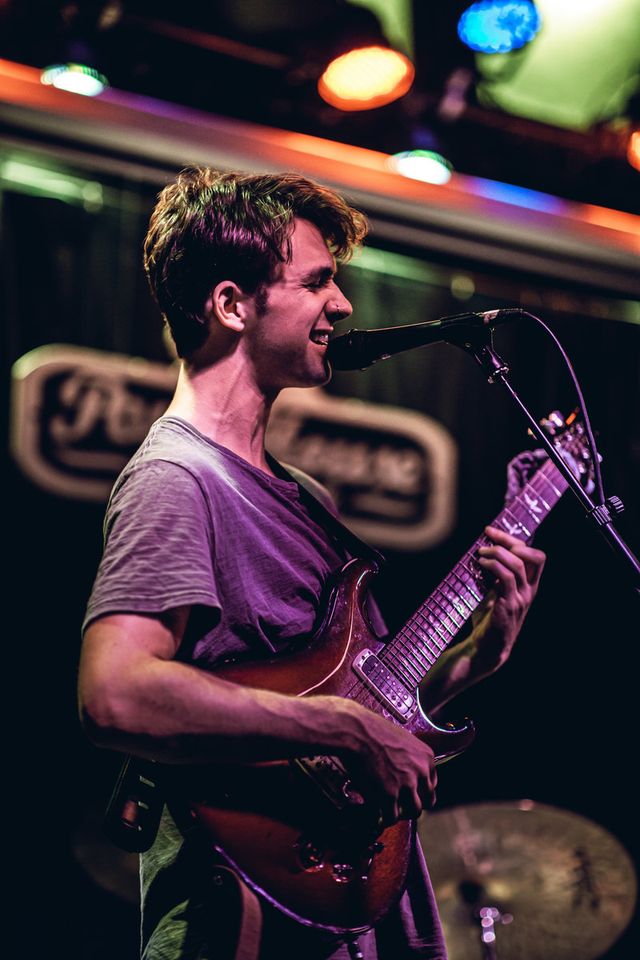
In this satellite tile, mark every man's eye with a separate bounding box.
[306,276,333,290]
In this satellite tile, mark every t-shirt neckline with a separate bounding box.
[156,415,300,494]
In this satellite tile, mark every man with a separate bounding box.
[78,167,546,960]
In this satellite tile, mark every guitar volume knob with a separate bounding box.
[332,862,355,883]
[295,836,325,872]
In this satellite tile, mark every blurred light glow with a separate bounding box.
[537,0,610,26]
[627,130,640,172]
[466,176,565,213]
[389,150,453,184]
[451,274,476,300]
[0,158,104,209]
[41,63,108,97]
[458,1,542,54]
[318,46,414,111]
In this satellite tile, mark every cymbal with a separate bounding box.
[72,803,140,904]
[418,800,637,960]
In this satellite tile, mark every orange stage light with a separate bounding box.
[627,130,640,173]
[318,46,414,112]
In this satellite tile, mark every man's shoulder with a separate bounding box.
[107,419,219,510]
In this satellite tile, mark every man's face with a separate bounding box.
[243,218,353,393]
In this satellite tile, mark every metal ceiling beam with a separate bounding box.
[1,60,639,297]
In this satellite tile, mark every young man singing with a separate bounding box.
[79,168,545,960]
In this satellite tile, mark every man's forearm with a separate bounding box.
[79,642,384,767]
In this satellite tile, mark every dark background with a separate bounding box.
[3,159,639,958]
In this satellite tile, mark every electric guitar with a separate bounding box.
[181,412,593,935]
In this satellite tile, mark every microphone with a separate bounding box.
[327,308,521,370]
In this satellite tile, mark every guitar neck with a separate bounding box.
[381,456,569,689]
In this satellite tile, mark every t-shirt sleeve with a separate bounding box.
[82,459,220,633]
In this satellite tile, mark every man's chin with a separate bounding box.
[313,362,332,388]
[293,360,332,389]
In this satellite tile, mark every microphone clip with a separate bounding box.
[454,325,511,382]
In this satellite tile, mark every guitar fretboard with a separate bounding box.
[380,457,569,690]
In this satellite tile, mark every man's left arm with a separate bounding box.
[420,525,546,712]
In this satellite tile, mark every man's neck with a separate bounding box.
[164,360,277,476]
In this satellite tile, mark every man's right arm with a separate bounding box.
[78,609,438,823]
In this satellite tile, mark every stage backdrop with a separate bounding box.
[3,151,638,960]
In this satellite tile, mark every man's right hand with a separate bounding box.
[326,698,438,825]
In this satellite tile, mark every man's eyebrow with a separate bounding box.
[300,265,336,283]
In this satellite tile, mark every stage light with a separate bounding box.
[41,63,108,97]
[458,1,542,54]
[317,45,414,111]
[388,150,454,185]
[627,130,640,173]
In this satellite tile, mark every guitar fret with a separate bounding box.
[427,595,458,635]
[389,614,443,681]
[444,570,477,609]
[409,620,443,660]
[459,559,484,601]
[518,499,543,528]
[499,506,531,540]
[441,575,476,618]
[411,643,437,674]
[383,652,420,690]
[528,490,550,513]
[521,482,547,521]
[401,623,436,670]
[417,622,446,657]
[416,610,448,647]
[432,590,465,631]
[389,631,425,684]
[537,470,563,499]
[449,564,478,609]
[383,655,418,691]
[400,617,443,667]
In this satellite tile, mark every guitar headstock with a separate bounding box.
[539,409,596,494]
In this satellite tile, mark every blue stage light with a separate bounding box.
[458,1,542,55]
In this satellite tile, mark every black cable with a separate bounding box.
[504,308,606,506]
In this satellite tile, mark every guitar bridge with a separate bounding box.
[352,650,417,723]
[294,755,363,812]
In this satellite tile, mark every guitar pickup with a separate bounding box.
[352,650,417,723]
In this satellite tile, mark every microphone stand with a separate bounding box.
[449,323,640,599]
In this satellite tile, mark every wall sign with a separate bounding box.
[11,345,457,550]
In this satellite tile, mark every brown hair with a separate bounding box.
[143,167,368,356]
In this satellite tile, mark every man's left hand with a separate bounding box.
[474,525,546,670]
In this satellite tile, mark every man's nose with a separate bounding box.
[326,288,352,321]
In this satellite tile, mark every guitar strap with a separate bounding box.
[269,456,386,568]
[205,866,263,960]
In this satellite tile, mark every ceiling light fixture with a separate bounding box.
[627,130,640,173]
[40,63,109,97]
[458,0,542,54]
[388,150,454,185]
[317,45,414,111]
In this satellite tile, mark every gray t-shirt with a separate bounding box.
[83,416,447,960]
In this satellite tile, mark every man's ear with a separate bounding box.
[206,281,251,333]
